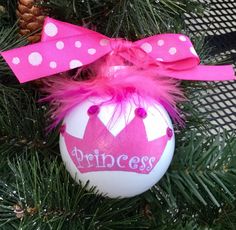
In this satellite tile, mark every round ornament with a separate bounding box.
[59,95,175,198]
[2,16,234,199]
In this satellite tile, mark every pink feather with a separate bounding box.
[40,52,185,129]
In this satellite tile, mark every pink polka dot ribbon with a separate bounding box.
[1,17,235,83]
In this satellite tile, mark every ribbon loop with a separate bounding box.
[0,17,235,83]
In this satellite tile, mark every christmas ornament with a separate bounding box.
[17,0,47,43]
[60,96,175,197]
[1,17,235,198]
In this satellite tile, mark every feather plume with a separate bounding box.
[41,52,185,128]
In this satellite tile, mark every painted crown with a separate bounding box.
[61,107,173,174]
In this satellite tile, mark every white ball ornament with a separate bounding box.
[59,96,175,198]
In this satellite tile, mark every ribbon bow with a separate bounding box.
[1,17,235,83]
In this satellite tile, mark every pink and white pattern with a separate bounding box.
[1,17,234,83]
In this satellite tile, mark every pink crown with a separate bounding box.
[61,108,173,174]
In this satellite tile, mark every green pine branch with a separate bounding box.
[39,0,205,38]
[0,154,147,229]
[144,132,236,229]
[1,130,235,229]
[0,84,59,168]
[0,0,236,229]
[0,0,17,26]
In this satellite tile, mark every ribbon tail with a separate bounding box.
[161,65,235,81]
[1,33,111,83]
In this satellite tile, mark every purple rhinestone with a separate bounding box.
[167,127,173,138]
[60,124,66,134]
[135,108,147,118]
[88,105,100,115]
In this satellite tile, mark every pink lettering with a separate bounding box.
[101,153,115,168]
[147,157,156,171]
[129,156,140,170]
[93,149,104,167]
[69,147,158,174]
[140,156,149,171]
[85,154,94,167]
[71,147,84,168]
[117,154,128,168]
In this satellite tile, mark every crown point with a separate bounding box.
[88,105,100,115]
[166,127,173,139]
[135,108,147,118]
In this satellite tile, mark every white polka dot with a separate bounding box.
[100,39,109,46]
[156,58,163,61]
[28,52,43,66]
[179,35,187,41]
[169,47,177,55]
[56,41,64,50]
[190,47,198,56]
[44,23,58,37]
[88,48,96,55]
[12,57,20,65]
[157,40,165,46]
[49,61,57,69]
[75,41,82,48]
[69,60,83,69]
[140,42,152,53]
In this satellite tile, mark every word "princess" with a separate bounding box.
[70,147,157,174]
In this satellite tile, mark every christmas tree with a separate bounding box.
[0,0,236,229]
